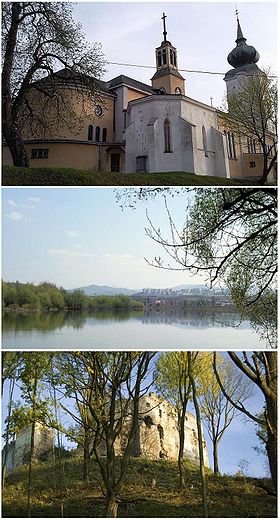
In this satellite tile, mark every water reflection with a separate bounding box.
[2,308,263,349]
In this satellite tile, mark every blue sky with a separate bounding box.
[72,1,277,107]
[3,187,207,290]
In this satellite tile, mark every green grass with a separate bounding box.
[2,166,255,186]
[2,456,276,518]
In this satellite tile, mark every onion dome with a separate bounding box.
[227,18,260,69]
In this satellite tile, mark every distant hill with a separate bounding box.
[71,284,138,296]
[71,283,226,297]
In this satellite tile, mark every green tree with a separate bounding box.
[2,2,106,166]
[198,354,252,475]
[187,352,208,517]
[75,351,154,517]
[221,72,277,185]
[155,352,212,490]
[143,188,277,347]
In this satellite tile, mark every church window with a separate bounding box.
[102,128,107,143]
[162,49,167,65]
[136,156,147,172]
[250,161,256,168]
[164,118,172,152]
[88,125,93,141]
[95,126,100,142]
[157,51,162,67]
[247,138,256,154]
[175,87,181,95]
[31,148,48,159]
[225,131,236,159]
[202,126,208,157]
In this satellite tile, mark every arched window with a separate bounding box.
[202,126,208,157]
[88,125,93,141]
[95,126,100,142]
[175,87,181,95]
[164,118,172,152]
[102,128,107,143]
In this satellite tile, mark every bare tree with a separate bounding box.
[213,352,277,491]
[66,352,155,518]
[2,2,106,166]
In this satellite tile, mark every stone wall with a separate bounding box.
[113,393,209,466]
[4,424,54,474]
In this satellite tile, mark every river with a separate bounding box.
[2,309,265,349]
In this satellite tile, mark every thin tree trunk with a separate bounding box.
[265,395,277,490]
[27,419,36,517]
[213,438,219,475]
[2,378,15,488]
[188,353,208,517]
[178,403,187,489]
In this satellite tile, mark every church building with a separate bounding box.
[3,14,275,180]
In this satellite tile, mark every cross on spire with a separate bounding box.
[162,12,167,42]
[235,5,239,20]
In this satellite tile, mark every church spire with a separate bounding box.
[151,13,185,95]
[224,11,261,97]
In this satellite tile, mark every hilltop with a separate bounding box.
[2,455,276,518]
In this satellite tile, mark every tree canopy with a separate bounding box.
[2,2,106,166]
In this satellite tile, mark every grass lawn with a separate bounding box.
[2,166,257,186]
[2,456,276,518]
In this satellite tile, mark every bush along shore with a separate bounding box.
[2,281,143,313]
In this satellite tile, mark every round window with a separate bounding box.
[94,105,103,117]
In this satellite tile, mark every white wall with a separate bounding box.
[126,95,228,176]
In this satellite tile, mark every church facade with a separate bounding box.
[3,15,275,180]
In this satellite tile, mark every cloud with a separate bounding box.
[67,230,78,238]
[27,197,42,203]
[103,253,135,260]
[7,200,17,207]
[48,248,94,258]
[6,211,23,221]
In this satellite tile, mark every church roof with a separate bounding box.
[33,68,116,96]
[108,75,160,95]
[151,67,185,81]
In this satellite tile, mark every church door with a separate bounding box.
[111,153,120,172]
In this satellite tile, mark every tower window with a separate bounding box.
[95,126,100,142]
[157,51,162,67]
[102,128,107,143]
[88,125,93,141]
[164,118,172,153]
[175,87,181,95]
[162,49,167,65]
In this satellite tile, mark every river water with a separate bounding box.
[2,309,265,349]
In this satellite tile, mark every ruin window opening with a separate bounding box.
[143,415,154,427]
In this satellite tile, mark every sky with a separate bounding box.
[2,187,208,290]
[72,1,277,107]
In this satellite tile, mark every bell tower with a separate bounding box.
[224,11,261,97]
[151,13,185,95]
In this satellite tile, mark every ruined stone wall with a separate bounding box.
[4,424,54,473]
[114,393,209,467]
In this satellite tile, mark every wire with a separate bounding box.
[107,61,277,78]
